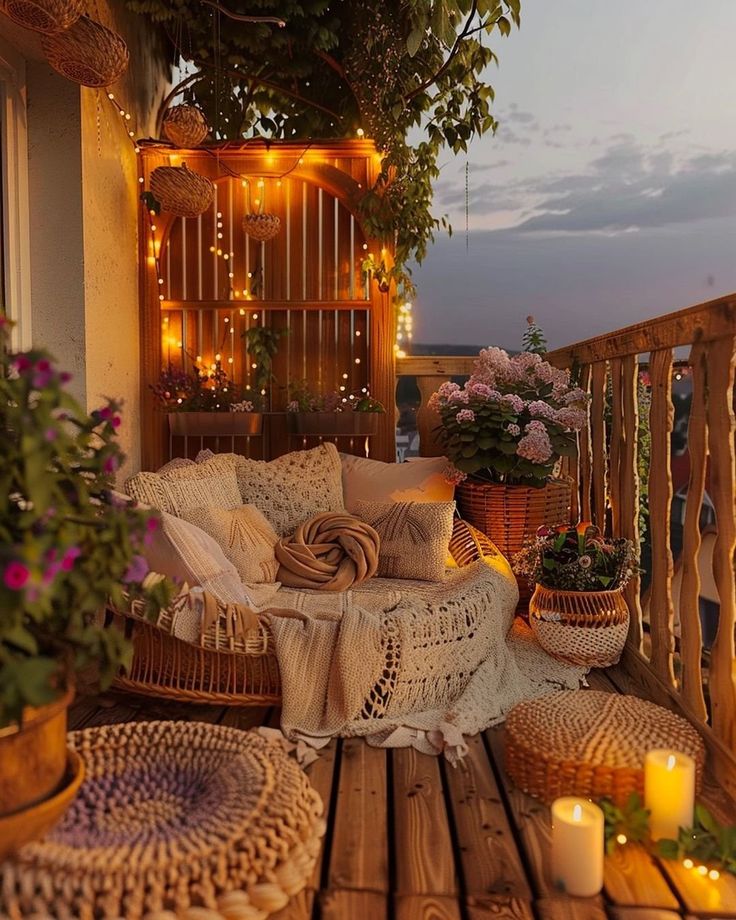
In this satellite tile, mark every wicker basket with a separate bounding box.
[150,164,215,219]
[5,0,83,34]
[529,584,630,668]
[162,103,209,148]
[42,16,129,87]
[505,690,705,806]
[243,213,281,242]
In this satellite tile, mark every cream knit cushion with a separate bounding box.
[144,511,248,604]
[125,455,241,516]
[356,500,456,582]
[340,454,454,512]
[207,443,344,536]
[181,505,280,584]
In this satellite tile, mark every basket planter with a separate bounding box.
[529,583,630,668]
[0,685,82,858]
[6,0,83,34]
[150,164,215,219]
[162,104,209,148]
[243,213,281,242]
[168,411,263,438]
[42,16,129,87]
[287,411,380,436]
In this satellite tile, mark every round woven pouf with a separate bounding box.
[505,690,705,806]
[0,721,325,920]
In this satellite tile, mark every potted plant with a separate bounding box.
[0,317,172,857]
[513,523,639,667]
[429,321,589,583]
[286,381,385,435]
[243,324,285,410]
[151,356,262,437]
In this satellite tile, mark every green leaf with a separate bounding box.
[407,26,424,57]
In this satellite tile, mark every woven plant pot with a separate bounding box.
[243,213,281,242]
[529,583,630,667]
[5,0,83,34]
[162,103,209,148]
[457,477,572,608]
[42,16,129,87]
[150,164,215,219]
[287,411,380,436]
[168,410,263,437]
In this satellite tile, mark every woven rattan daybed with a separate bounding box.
[112,518,500,706]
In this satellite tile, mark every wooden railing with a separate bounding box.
[398,293,736,795]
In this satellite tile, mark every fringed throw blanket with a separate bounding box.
[254,557,586,762]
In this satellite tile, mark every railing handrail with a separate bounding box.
[396,355,476,376]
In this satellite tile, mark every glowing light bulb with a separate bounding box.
[355,358,361,365]
[709,869,720,880]
[616,834,627,846]
[239,308,246,316]
[215,353,221,361]
[356,128,365,137]
[697,865,708,876]
[683,859,694,870]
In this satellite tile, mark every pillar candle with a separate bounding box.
[551,797,604,897]
[644,749,695,841]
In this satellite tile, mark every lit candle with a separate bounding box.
[644,749,695,841]
[551,797,604,897]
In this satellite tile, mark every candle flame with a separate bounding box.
[572,804,582,822]
[666,754,676,771]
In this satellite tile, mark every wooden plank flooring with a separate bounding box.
[66,673,736,920]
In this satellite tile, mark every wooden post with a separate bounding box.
[609,357,623,534]
[678,341,708,721]
[647,348,675,686]
[578,364,593,522]
[620,354,643,650]
[590,362,607,529]
[706,335,736,749]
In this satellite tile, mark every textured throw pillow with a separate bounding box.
[125,455,241,516]
[340,454,454,512]
[355,499,456,582]
[180,505,279,584]
[206,443,344,536]
[144,511,248,605]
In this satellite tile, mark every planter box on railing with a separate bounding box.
[168,412,263,438]
[287,411,381,437]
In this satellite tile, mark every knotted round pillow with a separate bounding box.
[276,512,380,591]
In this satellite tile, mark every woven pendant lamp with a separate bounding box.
[162,104,209,148]
[5,0,83,34]
[243,212,281,242]
[42,16,129,87]
[150,163,215,219]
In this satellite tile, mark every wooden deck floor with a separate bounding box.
[68,669,736,920]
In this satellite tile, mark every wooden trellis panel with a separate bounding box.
[140,141,395,469]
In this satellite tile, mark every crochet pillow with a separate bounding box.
[180,505,279,585]
[355,499,456,582]
[340,454,454,512]
[125,455,241,516]
[144,511,248,605]
[204,443,344,536]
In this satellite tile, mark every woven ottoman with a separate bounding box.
[0,721,326,920]
[505,690,705,806]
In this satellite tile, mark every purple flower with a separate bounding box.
[123,554,149,584]
[103,454,119,475]
[59,371,72,384]
[60,546,81,571]
[4,561,30,591]
[12,355,32,374]
[44,428,58,442]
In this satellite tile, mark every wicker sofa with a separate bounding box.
[112,518,501,707]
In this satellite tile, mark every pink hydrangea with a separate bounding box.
[506,423,521,437]
[456,408,476,423]
[554,406,587,430]
[465,381,499,400]
[500,393,524,414]
[516,421,553,464]
[527,400,556,420]
[444,465,467,485]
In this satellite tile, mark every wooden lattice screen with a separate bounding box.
[139,140,395,469]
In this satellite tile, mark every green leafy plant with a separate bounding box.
[243,326,285,408]
[287,381,384,413]
[0,318,172,727]
[126,0,522,301]
[657,805,736,875]
[600,793,651,855]
[513,522,639,592]
[522,314,547,355]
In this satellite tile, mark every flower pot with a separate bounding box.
[287,411,381,436]
[0,684,81,857]
[168,411,263,437]
[529,584,630,668]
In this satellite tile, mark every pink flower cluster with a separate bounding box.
[516,420,553,463]
[455,408,476,423]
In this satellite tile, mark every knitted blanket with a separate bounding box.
[257,557,586,762]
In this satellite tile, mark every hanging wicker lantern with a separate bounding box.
[162,104,209,148]
[243,213,281,242]
[150,164,215,219]
[42,16,129,87]
[5,0,83,34]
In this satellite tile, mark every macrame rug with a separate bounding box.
[0,721,325,920]
[257,556,587,762]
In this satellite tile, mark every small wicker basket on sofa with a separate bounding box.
[112,518,498,706]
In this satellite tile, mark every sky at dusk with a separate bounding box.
[410,0,736,350]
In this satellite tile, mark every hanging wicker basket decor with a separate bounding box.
[162,103,209,148]
[150,164,215,219]
[5,0,83,34]
[42,16,129,87]
[243,212,281,242]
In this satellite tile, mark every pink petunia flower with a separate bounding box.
[4,561,30,591]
